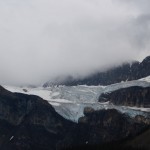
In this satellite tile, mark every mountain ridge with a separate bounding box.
[43,56,150,87]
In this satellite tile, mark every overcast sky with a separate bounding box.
[0,0,150,85]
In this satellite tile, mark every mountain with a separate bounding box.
[1,56,150,150]
[4,77,150,122]
[43,56,150,87]
[0,86,149,150]
[99,86,150,108]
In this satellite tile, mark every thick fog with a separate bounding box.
[0,0,150,85]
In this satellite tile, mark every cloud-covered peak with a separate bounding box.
[0,0,149,85]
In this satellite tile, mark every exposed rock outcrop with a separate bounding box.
[78,108,147,145]
[0,86,75,150]
[134,115,150,125]
[99,86,150,108]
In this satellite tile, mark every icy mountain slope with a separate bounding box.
[139,75,150,82]
[3,76,150,122]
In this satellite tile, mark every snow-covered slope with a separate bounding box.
[3,76,150,122]
[139,76,150,82]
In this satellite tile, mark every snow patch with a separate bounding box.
[10,136,14,141]
[139,76,150,83]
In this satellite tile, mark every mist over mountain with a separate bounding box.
[44,55,150,86]
[0,0,150,150]
[0,0,150,85]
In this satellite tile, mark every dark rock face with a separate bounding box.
[125,128,150,150]
[63,128,150,150]
[134,115,150,125]
[0,86,149,150]
[0,86,75,150]
[78,109,146,145]
[99,86,150,108]
[43,56,150,87]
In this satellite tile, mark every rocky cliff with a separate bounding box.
[0,86,77,150]
[78,108,147,144]
[99,86,150,108]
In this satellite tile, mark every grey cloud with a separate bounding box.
[131,15,150,49]
[0,0,150,85]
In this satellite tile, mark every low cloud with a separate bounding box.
[0,0,150,85]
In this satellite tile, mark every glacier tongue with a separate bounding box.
[3,77,150,122]
[53,102,149,122]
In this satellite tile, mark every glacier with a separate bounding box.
[3,76,150,122]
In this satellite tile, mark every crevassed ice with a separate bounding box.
[3,76,150,122]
